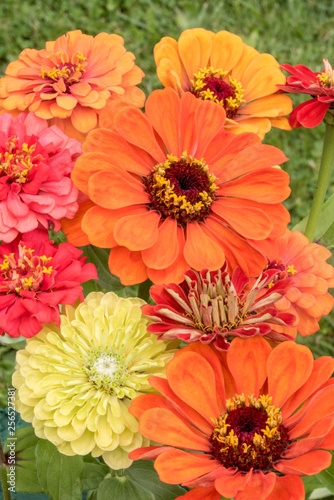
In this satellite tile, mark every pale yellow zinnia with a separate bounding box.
[12,292,178,469]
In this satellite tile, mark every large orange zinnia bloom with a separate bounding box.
[0,30,145,141]
[69,88,291,285]
[154,29,292,139]
[129,338,334,500]
[251,229,334,337]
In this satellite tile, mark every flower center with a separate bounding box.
[144,153,218,225]
[0,245,53,295]
[266,259,297,288]
[317,59,334,88]
[84,347,129,395]
[190,67,245,118]
[210,394,289,472]
[0,137,36,184]
[40,51,87,89]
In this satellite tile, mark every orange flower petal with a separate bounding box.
[114,106,165,162]
[71,152,116,194]
[178,486,221,500]
[166,351,222,422]
[138,407,210,451]
[184,222,225,271]
[178,32,201,80]
[184,28,214,68]
[145,88,181,156]
[215,471,251,498]
[108,246,147,285]
[274,450,332,476]
[61,198,94,246]
[56,94,77,110]
[239,94,292,117]
[267,342,314,408]
[241,54,280,87]
[210,31,243,72]
[129,394,170,419]
[142,217,179,269]
[212,199,272,240]
[243,66,286,102]
[265,475,304,500]
[227,337,272,397]
[194,99,226,158]
[235,471,276,500]
[113,209,160,251]
[219,168,290,203]
[155,449,221,485]
[88,170,149,209]
[70,105,97,133]
[283,416,334,459]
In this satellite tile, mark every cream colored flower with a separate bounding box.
[12,292,177,469]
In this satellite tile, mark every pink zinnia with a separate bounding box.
[0,229,97,338]
[0,112,81,242]
[142,263,296,351]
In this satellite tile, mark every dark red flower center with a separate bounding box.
[190,67,245,118]
[144,153,218,225]
[0,137,37,184]
[265,259,297,288]
[0,245,53,295]
[210,394,289,472]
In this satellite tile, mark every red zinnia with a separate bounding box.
[0,112,81,242]
[0,229,97,338]
[130,338,334,500]
[70,88,291,285]
[142,263,295,351]
[278,59,334,128]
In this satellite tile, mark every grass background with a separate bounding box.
[0,0,334,426]
[0,1,334,498]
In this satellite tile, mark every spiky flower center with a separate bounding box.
[84,347,129,396]
[190,67,245,118]
[40,51,87,88]
[0,245,53,294]
[0,137,36,184]
[266,259,297,288]
[317,59,334,88]
[210,394,289,472]
[145,153,218,225]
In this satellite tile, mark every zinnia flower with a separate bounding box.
[70,88,291,285]
[142,263,296,351]
[250,229,334,337]
[278,59,334,128]
[12,291,178,469]
[0,30,145,141]
[0,112,81,242]
[154,28,292,138]
[0,229,97,338]
[129,338,334,500]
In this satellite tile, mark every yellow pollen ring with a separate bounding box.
[40,51,87,81]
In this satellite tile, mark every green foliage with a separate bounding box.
[317,452,334,496]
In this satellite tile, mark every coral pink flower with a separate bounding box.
[0,30,145,141]
[251,229,334,337]
[142,263,295,351]
[130,338,334,500]
[0,112,81,242]
[278,59,334,128]
[0,229,97,338]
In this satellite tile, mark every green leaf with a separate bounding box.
[317,452,334,495]
[293,192,334,240]
[320,221,334,249]
[36,439,83,500]
[4,425,45,494]
[96,461,186,500]
[81,455,109,492]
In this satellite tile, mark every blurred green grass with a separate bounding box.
[1,0,334,398]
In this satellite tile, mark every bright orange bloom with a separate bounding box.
[0,30,145,141]
[129,338,334,500]
[70,88,291,285]
[251,229,334,337]
[154,29,292,139]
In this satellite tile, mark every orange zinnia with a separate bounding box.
[154,29,292,139]
[0,30,145,141]
[251,229,334,337]
[70,88,291,285]
[129,338,334,500]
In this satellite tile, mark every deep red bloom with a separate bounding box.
[0,229,97,338]
[142,263,296,351]
[278,59,334,128]
[0,112,81,242]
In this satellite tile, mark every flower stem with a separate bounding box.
[138,279,152,303]
[0,436,11,500]
[304,120,334,242]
